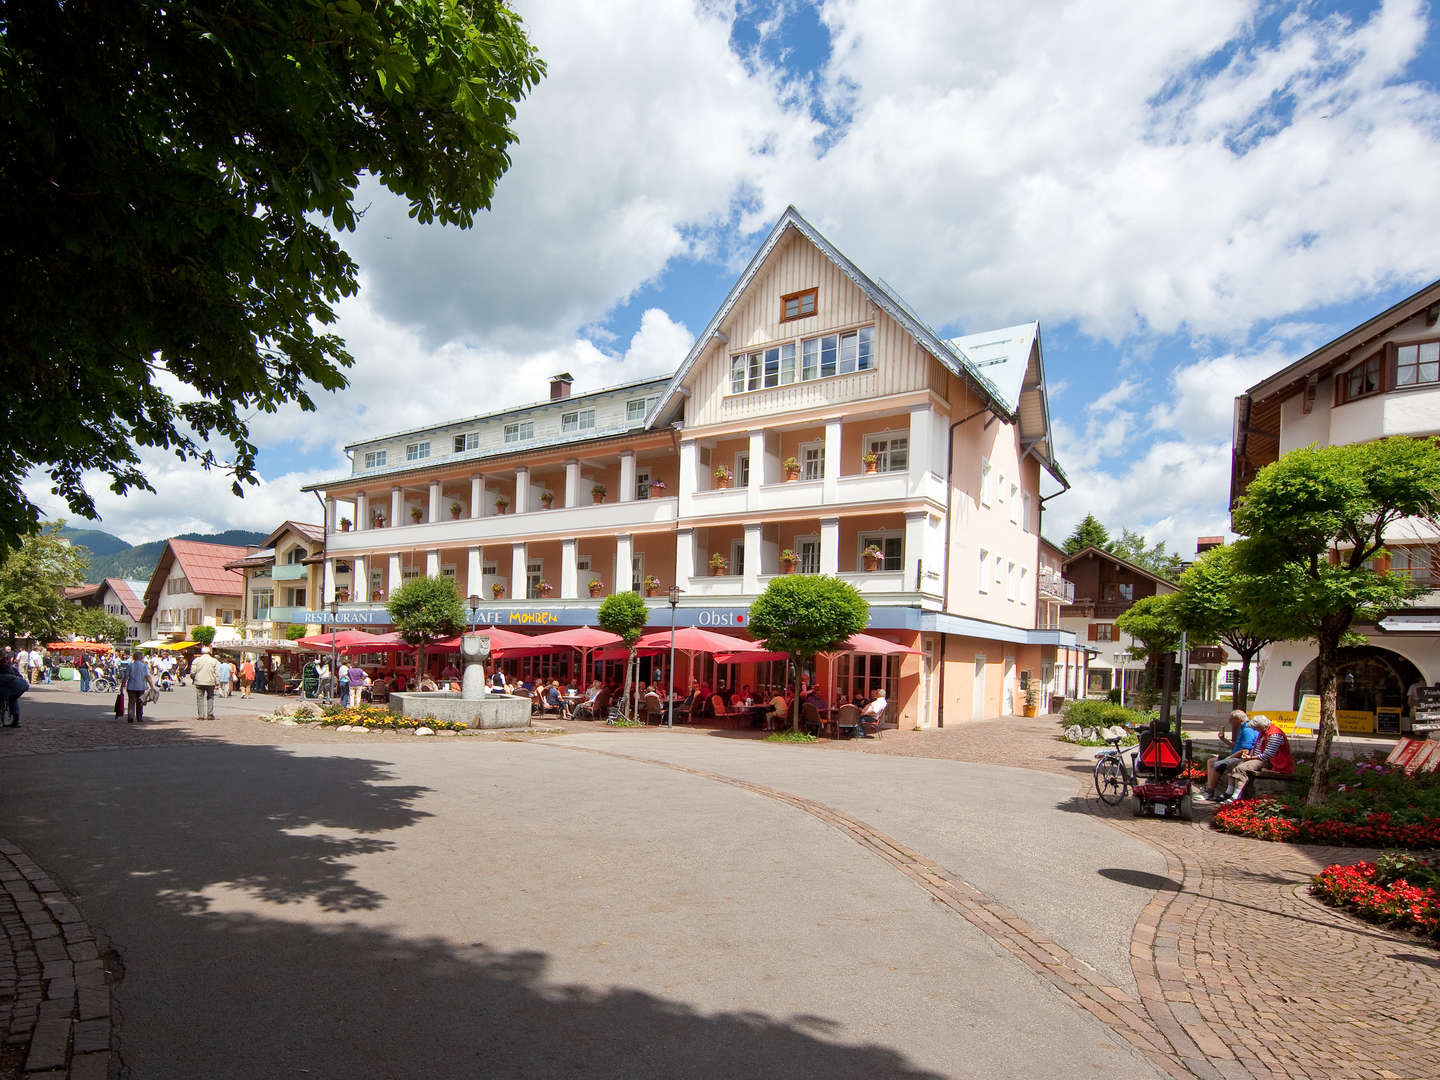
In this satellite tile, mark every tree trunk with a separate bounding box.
[1234,652,1252,715]
[1307,623,1344,807]
[791,657,803,732]
[619,647,634,721]
[416,643,427,691]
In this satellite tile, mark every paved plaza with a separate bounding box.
[0,682,1434,1078]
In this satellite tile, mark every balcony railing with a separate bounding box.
[1038,569,1075,603]
[1062,599,1132,619]
[272,564,307,581]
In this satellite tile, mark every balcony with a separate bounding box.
[272,563,307,581]
[329,496,678,552]
[689,472,944,518]
[1062,599,1132,619]
[1038,569,1075,603]
[267,606,312,625]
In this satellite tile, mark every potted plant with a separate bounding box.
[588,578,605,597]
[371,588,384,602]
[643,574,662,597]
[337,588,349,602]
[591,483,607,504]
[709,552,729,576]
[371,510,385,528]
[1022,685,1041,718]
[648,479,667,496]
[780,548,798,573]
[540,490,555,508]
[491,581,505,599]
[449,501,462,519]
[862,544,884,571]
[410,506,424,523]
[536,580,552,598]
[783,456,801,481]
[861,450,879,474]
[713,464,733,489]
[495,494,510,515]
[339,517,352,532]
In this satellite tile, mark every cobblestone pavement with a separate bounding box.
[3,684,1437,1078]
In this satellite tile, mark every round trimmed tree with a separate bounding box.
[598,591,648,719]
[387,576,466,686]
[748,575,868,731]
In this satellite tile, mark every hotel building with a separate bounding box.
[303,207,1081,727]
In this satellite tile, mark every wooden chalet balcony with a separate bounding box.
[1061,599,1131,619]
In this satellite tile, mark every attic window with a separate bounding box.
[1337,352,1383,405]
[780,287,817,322]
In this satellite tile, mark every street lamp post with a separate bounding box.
[1113,649,1127,708]
[327,598,339,704]
[667,586,681,729]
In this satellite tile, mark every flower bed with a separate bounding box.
[1312,853,1440,938]
[263,703,470,733]
[1209,754,1440,848]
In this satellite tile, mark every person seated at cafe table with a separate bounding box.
[766,688,791,730]
[542,680,567,717]
[440,660,461,689]
[857,686,887,738]
[681,680,706,717]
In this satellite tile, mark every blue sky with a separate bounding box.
[33,0,1440,549]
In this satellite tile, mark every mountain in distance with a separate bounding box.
[59,526,268,583]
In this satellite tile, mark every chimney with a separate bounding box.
[1196,536,1223,554]
[550,372,574,400]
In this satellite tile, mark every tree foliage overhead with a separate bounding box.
[1233,436,1440,804]
[1114,593,1184,661]
[0,522,89,643]
[1062,515,1183,580]
[748,575,868,731]
[0,0,545,553]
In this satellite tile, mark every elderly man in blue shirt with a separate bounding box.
[1197,709,1261,802]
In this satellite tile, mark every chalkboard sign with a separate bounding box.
[1415,687,1440,731]
[1377,708,1402,735]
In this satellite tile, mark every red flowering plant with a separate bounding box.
[1212,754,1440,849]
[1312,852,1440,938]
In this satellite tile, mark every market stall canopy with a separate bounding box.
[46,641,115,653]
[150,640,197,651]
[634,627,770,654]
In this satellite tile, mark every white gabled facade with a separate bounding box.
[304,207,1082,727]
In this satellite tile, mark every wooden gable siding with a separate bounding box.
[686,230,945,428]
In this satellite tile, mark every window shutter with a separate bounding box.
[1384,342,1397,392]
[1088,623,1098,642]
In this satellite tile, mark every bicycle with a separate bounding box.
[1093,734,1135,805]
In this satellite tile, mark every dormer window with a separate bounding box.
[504,421,534,444]
[406,441,430,461]
[453,432,479,453]
[781,287,817,322]
[1338,353,1383,404]
[363,450,386,469]
[561,407,595,433]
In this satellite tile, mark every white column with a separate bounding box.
[425,549,439,578]
[743,523,762,595]
[356,492,369,532]
[748,430,766,493]
[822,417,842,503]
[615,534,633,594]
[428,481,441,523]
[514,467,530,514]
[675,528,694,593]
[619,451,637,503]
[470,476,483,519]
[511,542,527,599]
[323,558,337,604]
[390,487,402,528]
[564,460,580,508]
[904,511,928,594]
[820,517,840,575]
[467,547,482,600]
[561,538,579,599]
[677,440,697,517]
[908,405,930,493]
[351,556,366,602]
[388,553,402,596]
[324,497,336,533]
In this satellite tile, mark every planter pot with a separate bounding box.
[863,462,878,474]
[781,561,797,575]
[784,469,801,482]
[541,499,554,509]
[710,567,726,577]
[539,586,552,598]
[644,586,658,597]
[863,556,881,572]
[339,522,351,532]
[1022,704,1038,718]
[491,588,505,600]
[588,586,604,598]
[450,510,461,520]
[593,494,605,504]
[410,513,423,524]
[714,477,732,490]
[371,591,383,602]
[495,505,508,515]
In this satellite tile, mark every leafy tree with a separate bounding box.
[74,608,129,646]
[1233,437,1440,805]
[1172,545,1291,714]
[1063,514,1111,555]
[0,522,89,644]
[387,576,466,685]
[748,576,868,731]
[190,625,216,646]
[0,1,545,554]
[1110,528,1185,581]
[1114,592,1185,709]
[597,592,649,720]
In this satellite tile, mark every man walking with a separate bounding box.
[190,646,219,721]
[26,646,43,686]
[217,656,233,697]
[124,650,155,723]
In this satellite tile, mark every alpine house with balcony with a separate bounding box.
[303,206,1080,726]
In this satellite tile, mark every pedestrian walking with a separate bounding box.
[78,654,92,692]
[26,647,43,686]
[217,657,233,698]
[124,651,154,723]
[239,657,255,699]
[190,647,219,720]
[347,663,367,707]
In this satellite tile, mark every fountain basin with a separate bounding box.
[389,691,531,730]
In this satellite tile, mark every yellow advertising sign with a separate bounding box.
[1266,698,1375,736]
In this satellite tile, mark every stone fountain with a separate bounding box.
[388,631,531,729]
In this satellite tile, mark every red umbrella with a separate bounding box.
[634,627,768,653]
[526,627,623,686]
[294,630,386,651]
[835,633,921,656]
[429,626,564,655]
[715,650,789,665]
[344,631,416,653]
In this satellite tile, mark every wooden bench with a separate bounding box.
[1248,770,1301,796]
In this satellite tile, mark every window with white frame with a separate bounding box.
[576,555,592,575]
[736,452,750,486]
[797,536,820,575]
[980,458,994,506]
[731,541,746,576]
[800,326,874,381]
[730,343,798,393]
[561,407,596,433]
[526,560,544,596]
[482,562,498,577]
[406,441,430,462]
[626,395,659,421]
[993,553,1004,586]
[635,468,650,500]
[363,450,386,469]
[504,421,534,444]
[1006,561,1017,602]
[859,533,902,572]
[402,566,420,581]
[441,566,457,583]
[1021,491,1032,533]
[800,441,824,481]
[369,569,384,595]
[453,432,479,453]
[1008,483,1019,523]
[864,433,908,473]
[978,548,990,592]
[1019,567,1029,604]
[631,556,644,592]
[250,589,272,620]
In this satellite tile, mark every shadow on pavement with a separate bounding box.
[1097,867,1182,891]
[3,734,947,1079]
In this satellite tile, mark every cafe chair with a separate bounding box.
[858,704,885,739]
[833,703,861,739]
[801,702,822,737]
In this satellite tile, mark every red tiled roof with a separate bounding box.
[169,539,247,598]
[104,578,145,622]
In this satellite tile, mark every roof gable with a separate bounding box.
[140,539,248,621]
[103,578,145,622]
[1060,545,1178,592]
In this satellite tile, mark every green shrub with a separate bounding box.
[1107,688,1122,704]
[1063,700,1156,729]
[765,731,818,744]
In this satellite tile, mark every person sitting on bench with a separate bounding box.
[1199,709,1260,801]
[1219,716,1293,803]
